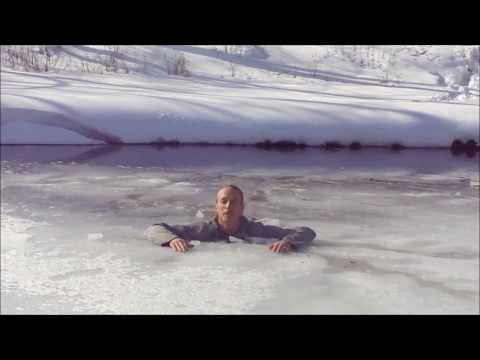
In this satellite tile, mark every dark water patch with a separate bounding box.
[1,145,478,174]
[390,143,406,151]
[324,141,346,151]
[254,140,306,151]
[349,142,363,151]
[149,138,181,148]
[450,139,478,157]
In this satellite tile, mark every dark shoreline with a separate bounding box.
[0,142,476,150]
[1,141,479,156]
[2,144,478,173]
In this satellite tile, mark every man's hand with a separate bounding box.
[169,238,194,252]
[268,240,292,253]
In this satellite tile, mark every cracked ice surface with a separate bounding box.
[1,146,478,314]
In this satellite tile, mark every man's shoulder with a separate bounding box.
[242,216,268,228]
[243,217,276,225]
[154,218,217,228]
[188,218,218,228]
[242,216,257,223]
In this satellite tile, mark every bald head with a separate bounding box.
[215,185,244,227]
[216,185,244,205]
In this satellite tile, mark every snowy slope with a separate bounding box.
[1,45,479,146]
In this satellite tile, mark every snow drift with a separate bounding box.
[1,45,479,146]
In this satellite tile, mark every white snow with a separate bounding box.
[1,46,479,314]
[1,45,479,146]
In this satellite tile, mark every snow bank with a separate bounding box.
[1,46,479,146]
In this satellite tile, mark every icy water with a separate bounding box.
[1,145,479,314]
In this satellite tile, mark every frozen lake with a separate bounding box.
[1,145,479,314]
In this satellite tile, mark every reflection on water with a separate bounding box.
[1,145,478,174]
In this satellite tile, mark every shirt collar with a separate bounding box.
[213,215,247,236]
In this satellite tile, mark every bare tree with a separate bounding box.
[228,61,236,77]
[40,45,60,72]
[103,45,120,72]
[311,52,321,77]
[1,45,60,72]
[165,51,191,76]
[80,60,91,73]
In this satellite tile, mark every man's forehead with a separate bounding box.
[217,187,241,198]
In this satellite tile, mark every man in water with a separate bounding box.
[145,185,316,253]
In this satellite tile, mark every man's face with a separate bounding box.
[215,187,244,224]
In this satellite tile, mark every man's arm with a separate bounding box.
[247,220,316,249]
[144,222,212,247]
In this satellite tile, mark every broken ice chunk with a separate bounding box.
[229,235,244,243]
[87,233,103,241]
[256,218,280,226]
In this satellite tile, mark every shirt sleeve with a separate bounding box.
[246,220,316,248]
[145,222,213,246]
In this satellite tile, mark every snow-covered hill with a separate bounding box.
[1,45,479,146]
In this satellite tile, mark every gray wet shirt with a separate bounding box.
[145,216,316,249]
